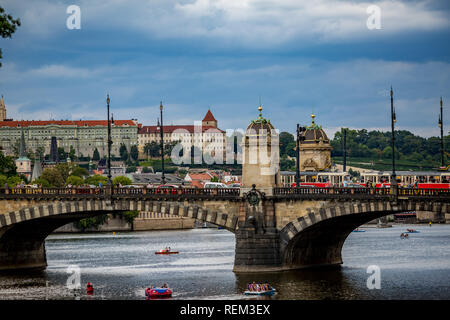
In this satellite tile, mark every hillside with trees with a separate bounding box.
[279,129,449,171]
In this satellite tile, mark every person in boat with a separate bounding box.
[161,283,168,288]
[251,281,257,292]
[400,233,404,238]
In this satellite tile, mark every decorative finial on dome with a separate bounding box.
[311,113,316,124]
[258,105,263,119]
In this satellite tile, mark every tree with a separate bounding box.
[40,168,65,187]
[0,152,16,177]
[279,132,295,157]
[113,175,132,186]
[69,145,77,161]
[92,148,100,161]
[84,174,108,186]
[58,147,67,161]
[0,7,21,67]
[7,175,22,187]
[71,166,89,178]
[130,145,139,162]
[66,175,84,186]
[32,177,51,188]
[120,144,129,161]
[142,166,152,173]
[144,142,160,158]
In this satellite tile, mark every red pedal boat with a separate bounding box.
[155,247,179,255]
[145,287,172,299]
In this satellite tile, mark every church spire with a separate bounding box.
[19,128,27,158]
[0,95,6,121]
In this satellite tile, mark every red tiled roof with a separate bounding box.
[190,180,204,189]
[138,125,225,134]
[0,120,138,128]
[188,173,213,181]
[202,110,217,122]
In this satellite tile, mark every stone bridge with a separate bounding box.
[1,186,449,272]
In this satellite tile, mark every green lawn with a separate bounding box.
[333,156,442,171]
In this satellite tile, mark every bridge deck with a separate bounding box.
[0,187,449,201]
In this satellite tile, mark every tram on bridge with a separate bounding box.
[282,170,450,189]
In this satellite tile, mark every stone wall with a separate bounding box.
[53,214,132,233]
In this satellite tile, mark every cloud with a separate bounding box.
[2,0,449,47]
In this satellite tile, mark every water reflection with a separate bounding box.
[0,225,449,300]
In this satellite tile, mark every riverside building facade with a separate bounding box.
[0,119,140,158]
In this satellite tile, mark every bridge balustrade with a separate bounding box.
[0,187,447,199]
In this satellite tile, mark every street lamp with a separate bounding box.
[106,94,112,189]
[390,86,397,188]
[160,101,166,185]
[343,128,347,172]
[295,124,306,188]
[439,97,444,167]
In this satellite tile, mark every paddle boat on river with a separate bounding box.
[145,285,172,299]
[406,228,420,233]
[244,283,276,296]
[155,247,179,255]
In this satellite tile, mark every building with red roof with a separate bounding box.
[138,110,226,162]
[0,101,140,158]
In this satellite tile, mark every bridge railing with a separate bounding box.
[0,187,240,197]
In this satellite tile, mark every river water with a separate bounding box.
[0,224,449,300]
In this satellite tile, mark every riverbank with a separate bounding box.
[53,214,195,233]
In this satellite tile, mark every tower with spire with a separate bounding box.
[202,109,218,128]
[15,128,32,180]
[0,95,7,121]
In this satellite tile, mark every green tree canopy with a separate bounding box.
[0,6,21,67]
[144,141,160,157]
[112,175,132,186]
[40,168,65,187]
[66,175,84,186]
[130,145,139,161]
[92,148,100,161]
[32,177,51,188]
[84,174,108,186]
[0,152,17,177]
[120,144,129,161]
[71,166,89,178]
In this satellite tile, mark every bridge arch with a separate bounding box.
[278,200,446,270]
[0,198,239,271]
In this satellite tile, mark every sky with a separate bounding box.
[0,0,449,138]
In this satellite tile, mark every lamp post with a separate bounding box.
[343,128,347,172]
[390,87,397,188]
[160,101,166,185]
[439,97,444,167]
[295,124,306,187]
[106,94,113,191]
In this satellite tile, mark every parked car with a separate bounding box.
[228,183,241,188]
[204,182,228,188]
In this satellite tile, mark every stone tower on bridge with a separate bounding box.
[234,105,282,272]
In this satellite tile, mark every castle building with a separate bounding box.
[138,110,226,160]
[0,95,140,158]
[0,119,139,159]
[298,114,332,172]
